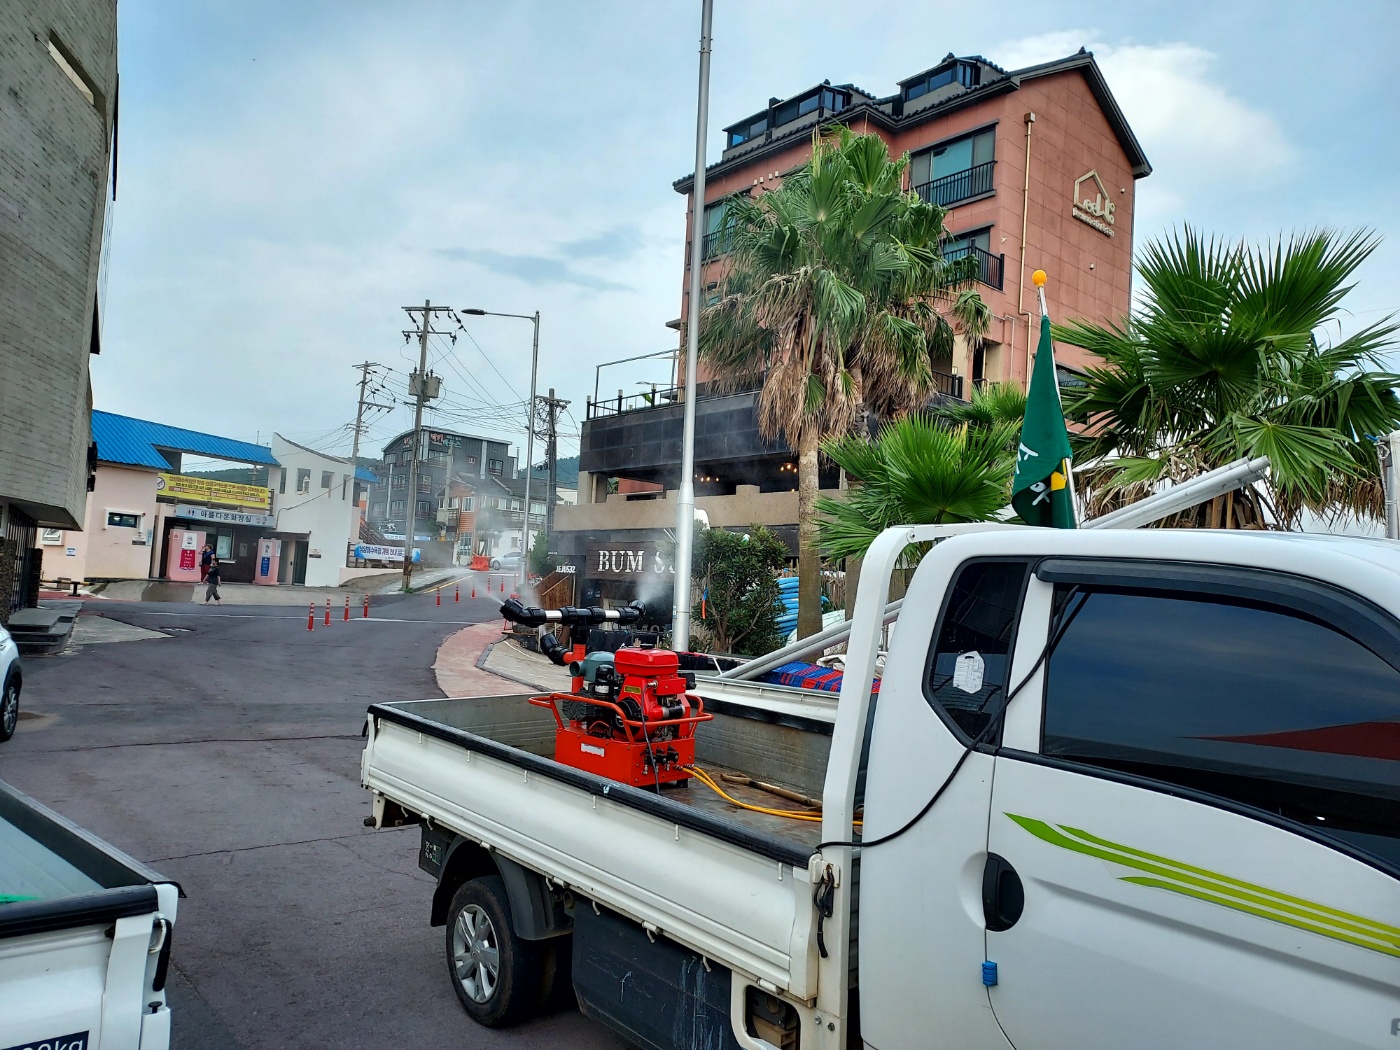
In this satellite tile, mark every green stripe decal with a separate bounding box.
[1006,814,1400,958]
[0,895,38,904]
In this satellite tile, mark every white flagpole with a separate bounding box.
[1034,271,1082,525]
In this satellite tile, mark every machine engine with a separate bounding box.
[500,599,709,789]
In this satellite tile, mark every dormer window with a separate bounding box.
[773,87,847,128]
[727,114,768,148]
[903,61,979,102]
[726,87,849,148]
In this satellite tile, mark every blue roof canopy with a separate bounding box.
[354,466,379,483]
[92,410,279,470]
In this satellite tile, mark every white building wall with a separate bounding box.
[270,436,360,588]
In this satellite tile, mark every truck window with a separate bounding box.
[1043,588,1400,868]
[924,560,1030,742]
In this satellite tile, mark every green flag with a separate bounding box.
[1012,315,1076,528]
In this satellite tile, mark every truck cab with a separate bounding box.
[855,527,1400,1050]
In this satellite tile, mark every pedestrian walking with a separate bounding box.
[199,543,213,583]
[204,557,222,605]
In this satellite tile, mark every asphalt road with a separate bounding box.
[0,587,624,1050]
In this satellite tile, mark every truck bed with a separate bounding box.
[363,691,836,996]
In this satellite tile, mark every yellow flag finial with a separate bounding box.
[1031,269,1047,287]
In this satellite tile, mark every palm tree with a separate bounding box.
[699,128,988,636]
[936,380,1027,434]
[1058,227,1400,528]
[816,414,1017,562]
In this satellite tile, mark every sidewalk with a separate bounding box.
[433,622,570,696]
[73,566,476,606]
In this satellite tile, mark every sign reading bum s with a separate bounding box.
[585,542,674,580]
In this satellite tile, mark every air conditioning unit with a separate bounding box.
[435,508,455,524]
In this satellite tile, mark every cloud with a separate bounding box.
[559,227,644,261]
[997,31,1296,184]
[435,248,632,293]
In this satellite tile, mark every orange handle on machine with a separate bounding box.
[528,692,712,740]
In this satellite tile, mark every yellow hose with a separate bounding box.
[687,765,862,827]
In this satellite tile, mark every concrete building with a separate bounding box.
[0,0,118,619]
[269,435,378,587]
[555,49,1148,608]
[364,427,515,546]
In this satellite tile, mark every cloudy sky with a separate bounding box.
[100,0,1400,467]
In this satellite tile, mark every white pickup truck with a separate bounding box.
[0,778,179,1049]
[362,522,1400,1050]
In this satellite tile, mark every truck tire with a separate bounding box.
[0,671,19,742]
[445,875,542,1027]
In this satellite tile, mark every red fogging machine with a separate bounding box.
[500,598,710,790]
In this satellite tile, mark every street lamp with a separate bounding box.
[461,307,540,594]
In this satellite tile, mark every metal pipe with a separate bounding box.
[671,0,713,652]
[520,311,540,592]
[593,349,676,407]
[720,456,1273,678]
[1083,456,1271,531]
[1016,111,1035,385]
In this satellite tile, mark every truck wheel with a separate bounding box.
[446,875,541,1027]
[0,673,18,742]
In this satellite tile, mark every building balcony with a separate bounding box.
[913,160,995,209]
[581,374,964,483]
[943,243,1005,290]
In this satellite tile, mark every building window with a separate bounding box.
[279,470,286,495]
[371,503,384,517]
[770,87,847,131]
[461,496,474,511]
[321,470,333,489]
[911,128,995,207]
[427,450,448,462]
[106,511,140,529]
[466,455,478,466]
[47,34,100,109]
[1043,587,1400,866]
[702,198,743,260]
[903,61,979,103]
[924,560,1030,743]
[943,226,1003,289]
[530,501,545,516]
[511,499,524,511]
[726,112,768,148]
[341,476,348,500]
[488,459,504,476]
[416,500,432,517]
[390,500,405,514]
[297,469,311,493]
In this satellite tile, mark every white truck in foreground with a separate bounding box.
[0,779,179,1049]
[362,521,1400,1050]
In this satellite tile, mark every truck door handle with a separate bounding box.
[982,853,1024,932]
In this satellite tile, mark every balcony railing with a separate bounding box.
[943,243,1005,290]
[913,160,995,209]
[931,368,964,401]
[588,385,684,419]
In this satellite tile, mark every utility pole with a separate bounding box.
[400,300,452,592]
[673,0,714,651]
[349,362,392,467]
[531,388,569,552]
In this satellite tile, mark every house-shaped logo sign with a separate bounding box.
[1071,170,1116,237]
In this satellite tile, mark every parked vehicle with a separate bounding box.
[0,624,20,742]
[363,523,1400,1050]
[0,778,180,1048]
[490,551,523,571]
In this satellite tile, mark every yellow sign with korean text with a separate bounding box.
[156,473,272,510]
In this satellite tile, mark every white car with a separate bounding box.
[0,624,18,742]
